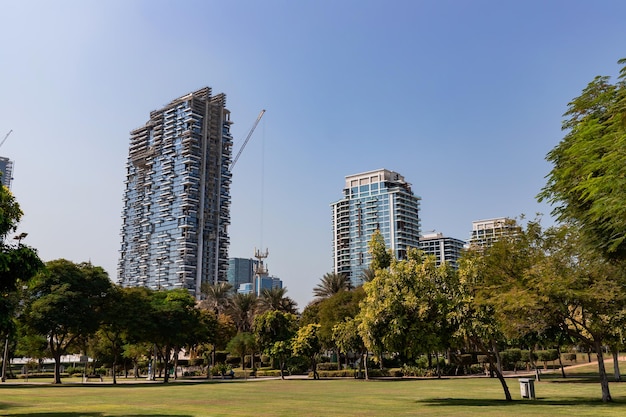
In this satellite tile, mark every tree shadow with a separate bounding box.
[417,397,624,408]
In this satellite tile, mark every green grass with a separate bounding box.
[1,368,626,416]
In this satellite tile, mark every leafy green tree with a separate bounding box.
[148,289,202,383]
[97,286,154,384]
[226,332,256,372]
[313,272,352,301]
[368,229,392,271]
[358,248,457,375]
[539,59,626,260]
[0,185,43,381]
[21,260,112,383]
[253,310,298,378]
[292,323,321,379]
[317,288,364,369]
[332,317,367,375]
[533,225,626,402]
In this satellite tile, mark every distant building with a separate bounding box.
[331,169,421,287]
[0,156,14,189]
[468,217,519,249]
[227,258,258,291]
[237,282,254,295]
[254,275,282,295]
[419,232,466,269]
[118,87,233,298]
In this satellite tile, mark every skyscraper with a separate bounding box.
[118,87,233,298]
[331,169,421,287]
[0,156,14,189]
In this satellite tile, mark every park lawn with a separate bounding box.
[0,372,626,417]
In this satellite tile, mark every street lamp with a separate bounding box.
[13,232,27,245]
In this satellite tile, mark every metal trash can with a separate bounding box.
[519,378,536,399]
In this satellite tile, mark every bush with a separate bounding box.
[520,350,538,363]
[317,362,341,371]
[226,355,241,367]
[561,352,577,362]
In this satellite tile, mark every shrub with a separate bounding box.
[561,353,577,362]
[226,355,241,367]
[317,362,341,371]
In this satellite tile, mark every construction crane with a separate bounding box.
[230,110,265,170]
[0,130,12,149]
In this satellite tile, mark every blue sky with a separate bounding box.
[1,0,625,309]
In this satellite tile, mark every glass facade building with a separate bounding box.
[331,169,421,287]
[0,156,14,189]
[227,257,259,291]
[118,87,233,299]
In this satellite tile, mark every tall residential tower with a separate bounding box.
[118,87,233,298]
[331,169,421,287]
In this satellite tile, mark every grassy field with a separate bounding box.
[1,364,626,416]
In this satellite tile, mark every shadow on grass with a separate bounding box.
[0,413,190,417]
[418,397,624,408]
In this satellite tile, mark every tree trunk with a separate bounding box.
[163,347,171,384]
[490,357,512,401]
[594,340,612,402]
[173,347,179,380]
[612,347,621,382]
[279,356,285,380]
[112,359,117,385]
[53,353,62,384]
[530,346,540,382]
[311,357,319,380]
[557,345,566,378]
[363,351,369,380]
[435,352,441,378]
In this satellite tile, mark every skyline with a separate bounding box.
[2,1,626,309]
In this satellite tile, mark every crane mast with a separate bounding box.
[0,130,12,149]
[230,110,265,170]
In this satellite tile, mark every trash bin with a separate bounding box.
[519,378,536,399]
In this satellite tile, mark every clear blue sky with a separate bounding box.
[1,0,625,309]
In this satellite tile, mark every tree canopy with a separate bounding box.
[539,59,626,259]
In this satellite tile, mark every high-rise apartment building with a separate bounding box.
[419,232,466,269]
[468,217,518,249]
[118,87,233,298]
[331,169,421,287]
[0,156,14,189]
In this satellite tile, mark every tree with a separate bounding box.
[253,310,298,379]
[368,229,392,271]
[148,289,202,383]
[228,293,258,333]
[538,59,626,259]
[98,286,154,384]
[533,225,626,402]
[226,332,256,373]
[21,260,112,383]
[0,185,43,381]
[358,249,457,375]
[291,324,321,379]
[316,288,364,369]
[537,58,626,402]
[313,272,352,301]
[332,317,367,376]
[198,281,233,315]
[257,287,298,314]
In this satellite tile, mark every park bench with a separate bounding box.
[84,374,103,382]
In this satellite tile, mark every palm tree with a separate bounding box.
[360,267,376,283]
[258,287,298,314]
[198,281,233,315]
[228,292,258,333]
[313,272,352,301]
